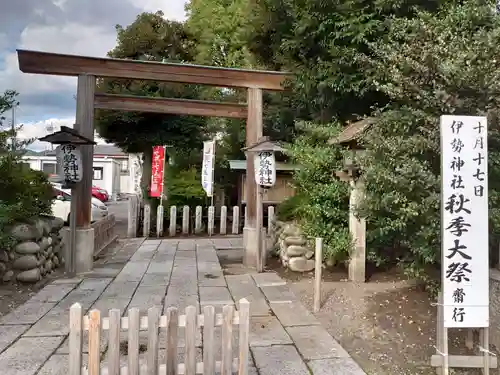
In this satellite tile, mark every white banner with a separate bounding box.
[254,151,276,187]
[202,140,215,197]
[441,115,489,328]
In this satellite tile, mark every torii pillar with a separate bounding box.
[243,88,263,268]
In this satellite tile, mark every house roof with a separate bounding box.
[45,144,127,157]
[229,160,298,171]
[329,117,376,147]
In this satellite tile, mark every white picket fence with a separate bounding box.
[142,205,275,238]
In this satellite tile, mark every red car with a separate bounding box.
[92,186,109,202]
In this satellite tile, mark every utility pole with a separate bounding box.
[11,105,16,151]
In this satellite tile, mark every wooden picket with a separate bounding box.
[141,205,276,238]
[69,299,250,375]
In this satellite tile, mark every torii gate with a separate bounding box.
[17,49,289,273]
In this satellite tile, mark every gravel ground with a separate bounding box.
[267,258,493,375]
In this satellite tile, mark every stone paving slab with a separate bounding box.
[198,272,226,287]
[260,284,297,303]
[249,316,293,346]
[164,294,200,314]
[55,288,103,311]
[307,358,367,375]
[252,272,287,287]
[50,277,83,285]
[146,261,173,275]
[0,325,29,353]
[23,307,70,337]
[100,281,139,300]
[286,325,350,360]
[0,336,64,375]
[37,353,89,375]
[252,345,310,375]
[226,275,270,316]
[140,273,171,286]
[199,286,233,304]
[78,277,113,291]
[115,261,150,282]
[0,302,56,325]
[27,284,76,303]
[270,302,320,327]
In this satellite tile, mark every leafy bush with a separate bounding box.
[165,167,207,208]
[284,121,352,263]
[276,194,305,222]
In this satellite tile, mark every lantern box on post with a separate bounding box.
[329,118,375,283]
[39,126,96,189]
[243,136,284,272]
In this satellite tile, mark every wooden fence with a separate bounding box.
[135,205,276,238]
[91,214,118,257]
[69,299,250,375]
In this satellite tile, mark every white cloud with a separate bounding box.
[0,0,188,125]
[129,0,187,20]
[16,118,110,151]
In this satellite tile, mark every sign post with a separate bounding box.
[150,146,166,199]
[432,115,495,373]
[202,140,216,205]
[244,137,282,272]
[39,126,96,275]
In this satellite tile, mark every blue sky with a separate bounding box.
[0,0,187,150]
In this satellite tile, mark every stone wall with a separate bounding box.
[272,220,316,272]
[0,216,65,283]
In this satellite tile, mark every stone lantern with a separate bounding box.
[329,118,374,282]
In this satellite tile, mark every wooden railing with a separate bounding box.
[69,299,250,375]
[91,214,117,257]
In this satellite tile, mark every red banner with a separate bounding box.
[150,146,165,197]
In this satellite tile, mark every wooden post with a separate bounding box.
[220,205,227,235]
[482,327,490,375]
[313,238,323,313]
[143,203,151,238]
[348,178,366,282]
[72,74,96,274]
[74,74,96,228]
[182,206,190,234]
[195,206,202,234]
[232,206,239,235]
[169,206,177,237]
[127,195,138,238]
[156,205,164,238]
[244,88,263,268]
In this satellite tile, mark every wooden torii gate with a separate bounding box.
[17,49,289,273]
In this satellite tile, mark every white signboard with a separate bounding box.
[254,151,276,187]
[441,115,489,328]
[202,140,215,197]
[56,144,83,183]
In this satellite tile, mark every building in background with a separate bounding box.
[22,145,138,198]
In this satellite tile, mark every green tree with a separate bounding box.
[0,90,53,248]
[354,0,500,287]
[94,11,209,199]
[248,0,442,122]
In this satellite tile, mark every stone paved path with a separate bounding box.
[0,238,366,375]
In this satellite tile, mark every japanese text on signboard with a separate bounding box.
[441,115,489,328]
[150,146,165,198]
[254,151,276,187]
[56,144,82,183]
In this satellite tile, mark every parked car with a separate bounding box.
[51,187,108,224]
[92,186,109,202]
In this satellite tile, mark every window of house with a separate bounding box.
[93,167,104,180]
[120,159,129,173]
[42,163,57,175]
